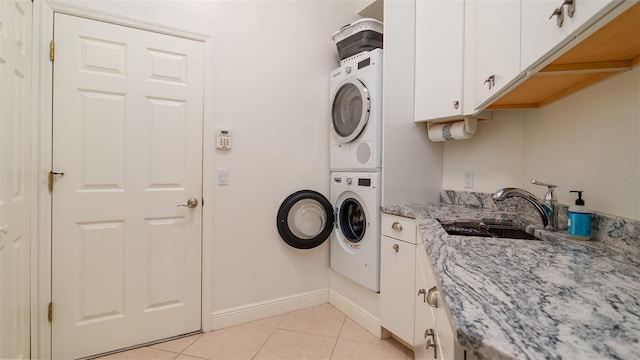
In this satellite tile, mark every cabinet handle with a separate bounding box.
[418,288,427,302]
[483,75,495,90]
[426,336,437,358]
[549,6,564,27]
[562,0,575,17]
[392,244,399,253]
[453,100,459,110]
[391,221,403,231]
[426,286,439,308]
[424,329,434,339]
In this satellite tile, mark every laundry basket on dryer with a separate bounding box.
[331,18,383,60]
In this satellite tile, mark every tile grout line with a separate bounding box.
[250,326,279,360]
[250,310,292,360]
[176,333,205,359]
[328,314,347,359]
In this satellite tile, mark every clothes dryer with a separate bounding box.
[330,171,381,292]
[329,49,382,172]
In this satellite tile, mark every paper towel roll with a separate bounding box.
[428,121,474,142]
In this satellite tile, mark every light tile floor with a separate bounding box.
[96,304,414,360]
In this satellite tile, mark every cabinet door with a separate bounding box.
[474,0,522,109]
[415,0,464,121]
[414,246,437,360]
[521,0,618,71]
[434,287,465,360]
[380,236,416,345]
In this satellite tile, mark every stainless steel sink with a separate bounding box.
[438,219,539,240]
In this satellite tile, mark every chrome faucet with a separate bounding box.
[493,179,559,231]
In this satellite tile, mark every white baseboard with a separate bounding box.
[210,289,329,330]
[328,289,382,339]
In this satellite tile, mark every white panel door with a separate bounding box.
[51,14,204,359]
[0,1,32,359]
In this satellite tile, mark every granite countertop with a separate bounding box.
[381,203,640,360]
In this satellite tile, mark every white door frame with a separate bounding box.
[34,2,215,358]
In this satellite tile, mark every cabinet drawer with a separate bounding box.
[382,214,417,244]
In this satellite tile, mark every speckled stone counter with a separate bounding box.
[381,203,640,360]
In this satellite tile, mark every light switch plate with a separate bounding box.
[218,168,229,186]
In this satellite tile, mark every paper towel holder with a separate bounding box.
[427,117,478,134]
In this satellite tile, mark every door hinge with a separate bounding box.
[49,40,55,61]
[48,302,53,322]
[48,171,64,193]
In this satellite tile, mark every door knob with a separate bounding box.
[177,198,199,208]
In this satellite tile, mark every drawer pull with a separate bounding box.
[427,286,439,308]
[391,222,403,231]
[392,244,399,253]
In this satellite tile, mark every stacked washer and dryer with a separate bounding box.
[275,19,383,292]
[329,19,383,292]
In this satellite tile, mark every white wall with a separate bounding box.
[54,0,368,315]
[443,67,640,220]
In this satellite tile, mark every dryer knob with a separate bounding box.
[346,66,352,74]
[346,177,353,185]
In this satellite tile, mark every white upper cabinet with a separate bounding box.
[474,0,523,110]
[412,0,636,114]
[414,0,465,122]
[521,0,620,71]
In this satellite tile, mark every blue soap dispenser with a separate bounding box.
[568,190,591,240]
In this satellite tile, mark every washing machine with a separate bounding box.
[329,48,383,172]
[330,171,381,292]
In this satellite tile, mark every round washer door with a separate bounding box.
[331,79,370,143]
[337,197,367,244]
[277,190,334,249]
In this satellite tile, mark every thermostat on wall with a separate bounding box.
[216,129,232,150]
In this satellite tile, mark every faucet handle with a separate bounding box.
[531,179,557,201]
[531,179,557,189]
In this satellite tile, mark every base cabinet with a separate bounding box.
[381,214,479,360]
[380,235,420,344]
[414,238,437,360]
